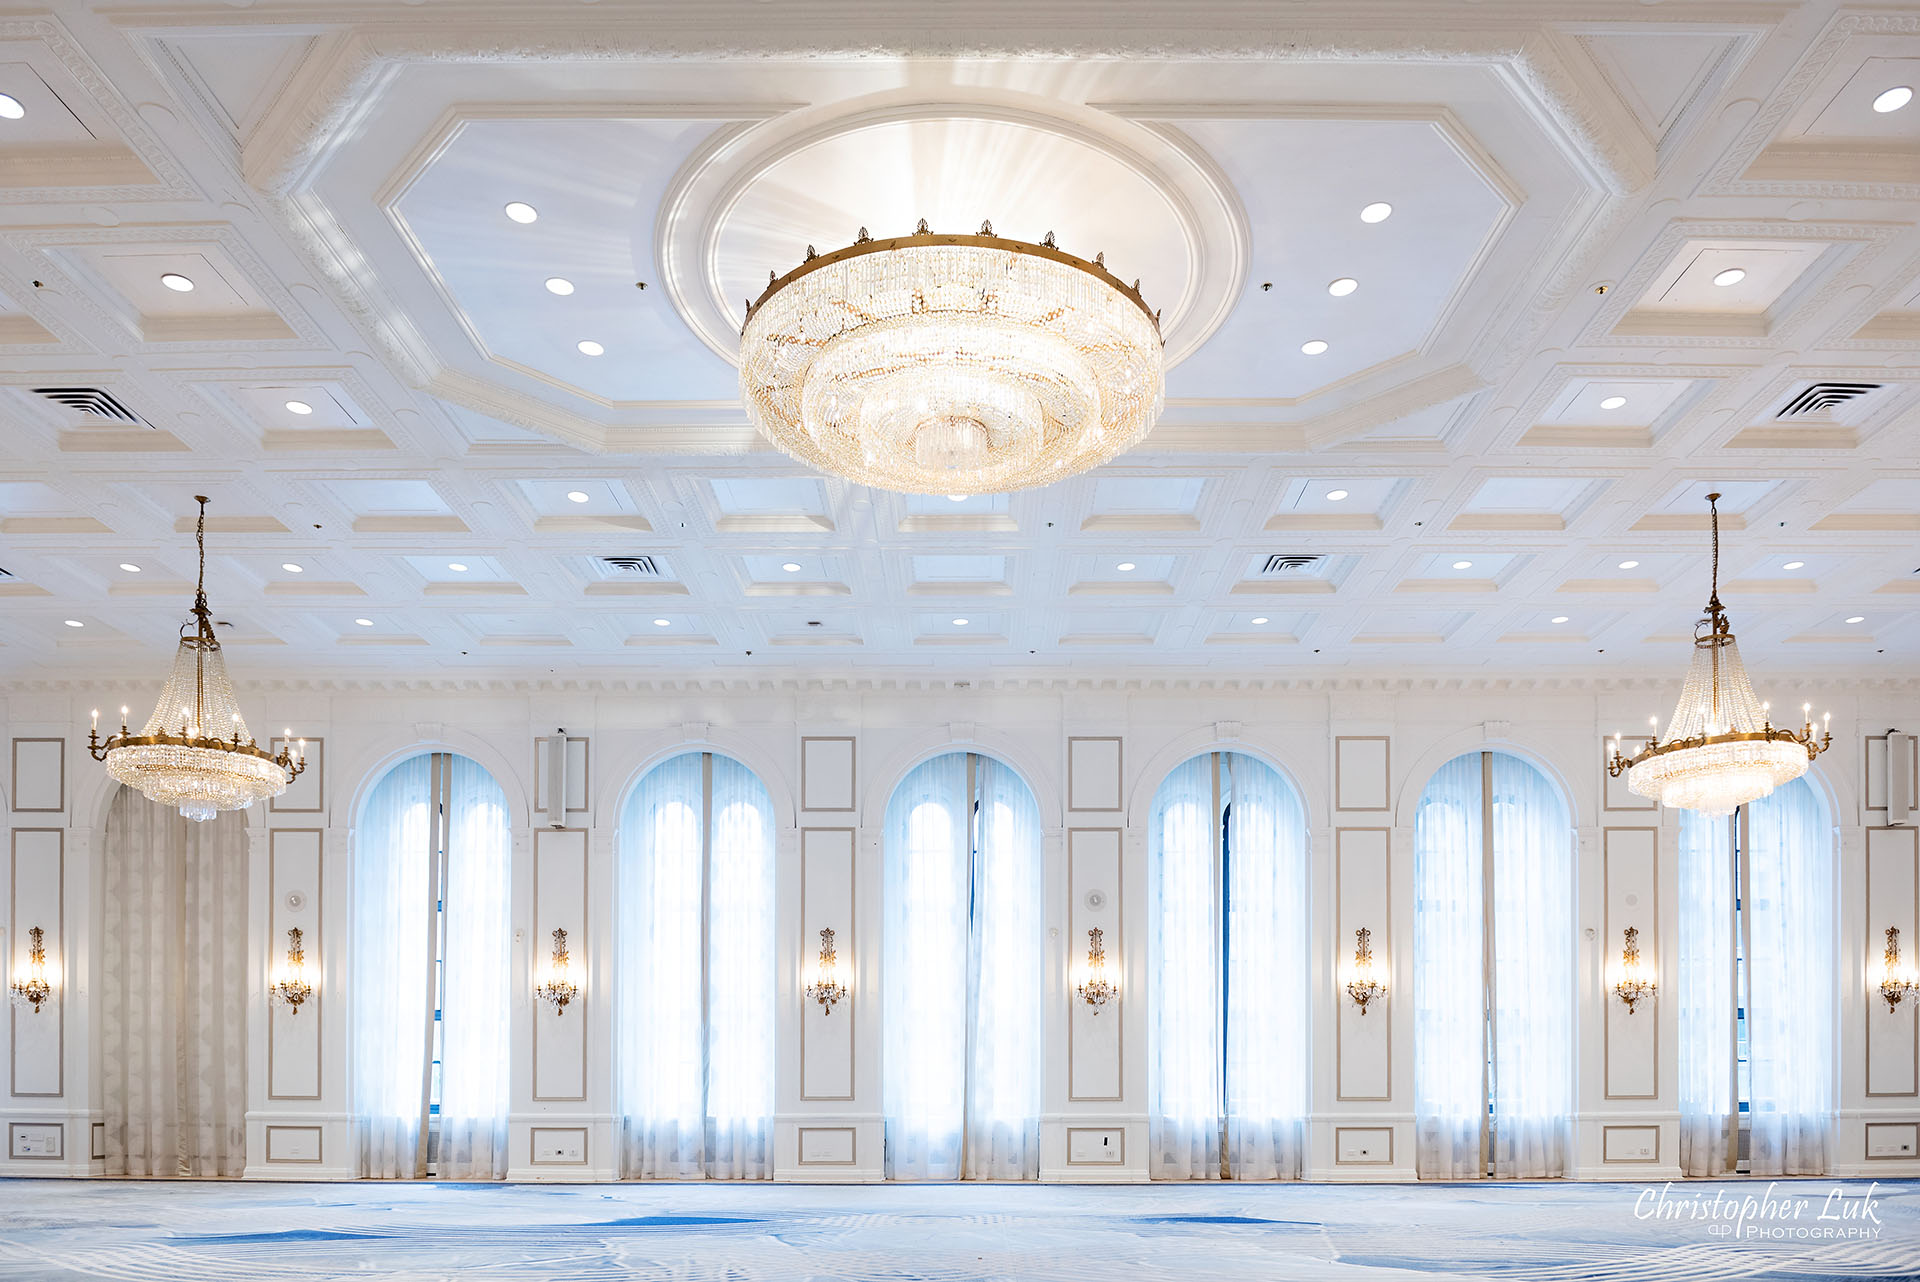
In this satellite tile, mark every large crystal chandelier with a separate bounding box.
[88,497,304,821]
[739,221,1165,495]
[1607,492,1828,817]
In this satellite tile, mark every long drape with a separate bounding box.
[966,756,1043,1180]
[436,754,513,1179]
[1677,809,1734,1177]
[617,752,775,1179]
[1147,754,1219,1178]
[1413,752,1486,1179]
[99,787,247,1177]
[1746,776,1833,1176]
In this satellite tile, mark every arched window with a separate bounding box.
[1413,749,1574,1179]
[351,752,512,1180]
[1678,775,1833,1176]
[882,752,1043,1180]
[1146,751,1310,1180]
[617,751,776,1179]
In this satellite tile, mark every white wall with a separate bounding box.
[2,677,1914,1181]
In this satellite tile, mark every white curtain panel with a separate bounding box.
[705,754,776,1179]
[99,786,247,1178]
[882,753,971,1179]
[1486,752,1574,1179]
[1223,753,1310,1181]
[1746,776,1835,1176]
[1147,754,1221,1179]
[1677,809,1734,1177]
[437,754,514,1180]
[966,756,1044,1180]
[1413,752,1486,1179]
[352,754,434,1178]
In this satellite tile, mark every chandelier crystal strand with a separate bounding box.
[740,224,1164,495]
[1607,492,1828,816]
[89,497,304,821]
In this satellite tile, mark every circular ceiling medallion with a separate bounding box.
[658,102,1245,371]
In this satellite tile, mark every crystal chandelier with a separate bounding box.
[88,497,305,821]
[1607,492,1827,817]
[739,221,1165,495]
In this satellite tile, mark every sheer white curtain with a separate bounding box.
[99,787,247,1177]
[619,752,707,1177]
[705,755,776,1179]
[1677,809,1734,1177]
[1148,754,1220,1179]
[1747,776,1834,1176]
[437,754,512,1179]
[1487,753,1574,1178]
[882,754,970,1179]
[966,756,1043,1179]
[1223,754,1310,1180]
[1413,752,1486,1179]
[352,754,433,1179]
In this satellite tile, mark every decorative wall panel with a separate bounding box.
[1066,738,1123,813]
[9,829,62,1099]
[1603,827,1658,1100]
[9,740,63,814]
[800,827,855,1101]
[800,738,856,813]
[1866,826,1918,1099]
[1334,737,1390,813]
[267,828,323,1100]
[269,736,324,814]
[1335,827,1391,1101]
[533,827,589,1102]
[1067,827,1122,1102]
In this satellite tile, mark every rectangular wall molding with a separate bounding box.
[796,1125,858,1166]
[1865,734,1920,819]
[9,738,64,814]
[529,1126,589,1165]
[263,1125,323,1164]
[270,737,325,814]
[1601,1125,1661,1164]
[1602,735,1655,812]
[1334,737,1390,812]
[8,1121,63,1159]
[533,736,590,818]
[1603,827,1659,1101]
[1067,828,1123,1101]
[1066,737,1123,813]
[1333,1126,1394,1165]
[800,737,856,813]
[800,827,856,1101]
[532,828,589,1102]
[1866,826,1919,1099]
[268,828,324,1101]
[10,828,63,1099]
[1335,827,1391,1101]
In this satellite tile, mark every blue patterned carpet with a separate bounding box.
[0,1178,1916,1280]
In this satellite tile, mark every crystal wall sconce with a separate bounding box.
[534,927,579,1016]
[8,926,52,1014]
[1613,926,1656,1014]
[1882,927,1918,1013]
[270,927,313,1014]
[1075,927,1117,1013]
[805,927,849,1015]
[1345,927,1386,1015]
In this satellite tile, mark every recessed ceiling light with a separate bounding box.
[354,618,373,627]
[952,618,969,626]
[1251,616,1269,625]
[565,490,590,503]
[504,201,538,224]
[1325,489,1349,502]
[782,562,802,573]
[653,618,670,627]
[447,562,468,573]
[1782,560,1805,570]
[281,562,303,573]
[946,494,966,502]
[1551,616,1569,624]
[1846,615,1865,624]
[160,272,195,292]
[119,563,141,573]
[1618,560,1639,570]
[1117,562,1136,572]
[1360,202,1393,223]
[545,277,574,296]
[1328,277,1358,297]
[63,619,83,628]
[1452,560,1473,570]
[1872,85,1913,113]
[1711,267,1746,287]
[0,94,23,120]
[284,399,313,415]
[576,339,604,356]
[1599,395,1628,410]
[1300,339,1329,356]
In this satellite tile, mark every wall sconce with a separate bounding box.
[805,927,849,1015]
[8,926,52,1014]
[1613,926,1656,1014]
[270,927,313,1014]
[1882,926,1919,1013]
[1345,926,1386,1015]
[1075,927,1117,1013]
[534,927,579,1016]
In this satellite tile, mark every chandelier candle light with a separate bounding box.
[88,498,305,821]
[1607,493,1828,816]
[1345,926,1386,1015]
[739,221,1165,495]
[805,927,849,1015]
[271,927,312,1014]
[1883,927,1918,1013]
[535,928,579,1016]
[1613,926,1656,1014]
[9,926,52,1014]
[1075,927,1117,1013]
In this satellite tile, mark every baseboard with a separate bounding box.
[773,1166,885,1182]
[504,1165,620,1182]
[1305,1167,1419,1183]
[1039,1166,1150,1183]
[1831,1162,1920,1179]
[1571,1165,1682,1181]
[241,1165,361,1181]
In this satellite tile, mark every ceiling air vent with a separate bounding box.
[1261,554,1323,574]
[1776,382,1880,417]
[598,555,661,576]
[32,386,143,423]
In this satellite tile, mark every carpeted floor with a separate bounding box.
[0,1178,1915,1280]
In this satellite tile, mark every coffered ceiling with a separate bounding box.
[0,0,1916,685]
